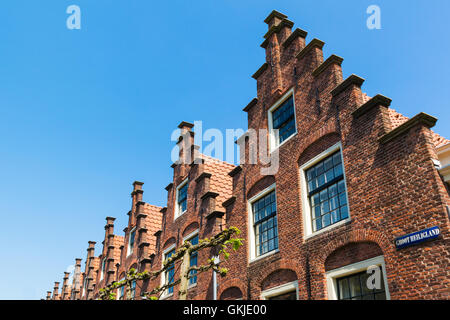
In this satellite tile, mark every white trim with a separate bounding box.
[81,277,87,298]
[261,281,299,300]
[174,178,189,220]
[117,277,125,300]
[247,183,278,263]
[160,244,176,299]
[127,226,136,257]
[183,230,200,288]
[299,142,351,239]
[183,229,199,242]
[326,256,390,300]
[436,142,450,155]
[439,165,450,183]
[268,88,297,153]
[100,258,106,281]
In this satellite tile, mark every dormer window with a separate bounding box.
[268,89,297,151]
[175,178,188,219]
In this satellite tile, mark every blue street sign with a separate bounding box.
[395,226,440,250]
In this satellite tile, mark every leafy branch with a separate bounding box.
[99,227,243,300]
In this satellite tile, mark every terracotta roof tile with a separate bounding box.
[362,94,449,149]
[201,154,235,212]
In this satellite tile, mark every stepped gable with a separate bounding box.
[362,93,449,148]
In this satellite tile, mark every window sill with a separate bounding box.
[188,283,197,290]
[249,249,280,265]
[305,218,351,241]
[160,293,174,300]
[270,132,298,154]
[174,210,187,221]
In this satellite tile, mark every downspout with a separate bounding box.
[213,255,220,300]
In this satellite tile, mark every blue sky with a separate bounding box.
[0,0,449,299]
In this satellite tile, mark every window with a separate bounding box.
[187,234,199,286]
[117,278,125,300]
[130,280,136,300]
[100,258,106,281]
[268,89,297,151]
[127,227,136,256]
[336,271,386,300]
[175,179,188,218]
[249,185,279,260]
[261,281,298,300]
[301,144,350,237]
[82,278,87,297]
[305,150,348,232]
[163,248,176,296]
[326,256,390,300]
[268,291,297,300]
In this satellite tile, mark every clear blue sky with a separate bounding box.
[0,0,449,300]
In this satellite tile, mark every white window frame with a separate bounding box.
[183,229,199,289]
[299,142,351,239]
[100,258,106,281]
[261,281,299,300]
[174,178,189,220]
[268,88,298,153]
[129,280,136,299]
[81,277,87,298]
[326,255,390,300]
[127,227,136,257]
[247,183,279,263]
[117,277,125,300]
[160,244,176,299]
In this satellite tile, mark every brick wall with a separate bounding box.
[48,10,450,301]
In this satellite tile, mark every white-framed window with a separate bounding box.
[300,143,351,238]
[127,227,136,256]
[175,178,189,219]
[81,277,87,297]
[248,184,279,262]
[261,281,299,300]
[130,280,136,300]
[326,256,390,300]
[268,88,297,152]
[117,277,125,300]
[183,230,199,287]
[100,258,106,281]
[161,244,176,299]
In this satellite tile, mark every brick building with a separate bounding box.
[144,122,235,300]
[48,10,450,300]
[115,181,162,300]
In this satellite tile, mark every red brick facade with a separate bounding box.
[49,10,450,301]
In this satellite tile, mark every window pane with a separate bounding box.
[349,275,362,298]
[375,292,387,300]
[338,278,350,300]
[268,290,297,300]
[325,169,334,183]
[178,182,188,214]
[340,205,349,219]
[331,210,339,224]
[322,213,331,227]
